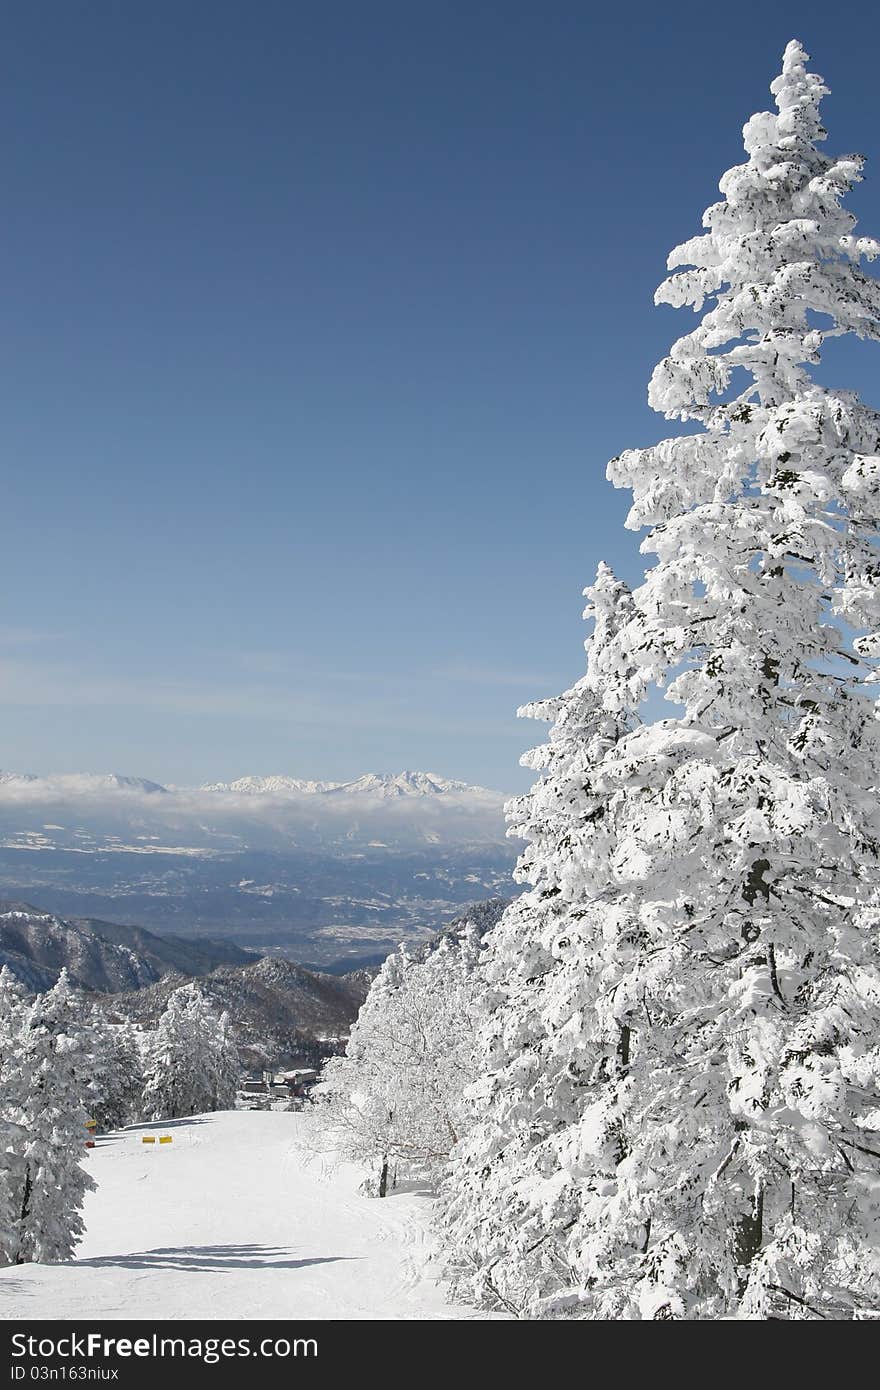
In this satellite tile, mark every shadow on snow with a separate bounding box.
[122,1117,211,1131]
[73,1244,354,1273]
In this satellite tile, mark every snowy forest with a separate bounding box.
[2,36,880,1323]
[0,971,237,1265]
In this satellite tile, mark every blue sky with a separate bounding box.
[4,0,880,791]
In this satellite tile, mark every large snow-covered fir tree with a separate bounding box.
[441,41,880,1320]
[314,921,485,1195]
[2,970,95,1264]
[142,984,239,1121]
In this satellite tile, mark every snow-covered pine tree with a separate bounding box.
[0,1118,25,1267]
[86,1008,144,1131]
[208,1009,240,1112]
[2,969,95,1264]
[141,984,239,1120]
[0,966,26,1073]
[439,564,649,1310]
[0,967,27,1265]
[442,41,880,1320]
[315,921,486,1194]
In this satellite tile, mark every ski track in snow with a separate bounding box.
[0,1111,490,1320]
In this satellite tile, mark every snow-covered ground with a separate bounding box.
[0,1111,485,1320]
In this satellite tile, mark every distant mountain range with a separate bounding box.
[0,772,168,795]
[0,768,496,800]
[200,770,490,798]
[108,898,512,1070]
[0,900,370,1068]
[0,901,255,994]
[0,769,518,963]
[108,957,373,1070]
[0,896,512,1071]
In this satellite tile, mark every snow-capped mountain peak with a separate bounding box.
[201,771,490,798]
[0,771,167,795]
[200,775,341,795]
[0,768,494,800]
[326,771,465,798]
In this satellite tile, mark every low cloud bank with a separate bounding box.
[0,771,511,853]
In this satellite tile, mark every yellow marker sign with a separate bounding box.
[159,1136,173,1144]
[141,1136,156,1144]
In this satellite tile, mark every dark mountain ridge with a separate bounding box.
[0,901,254,994]
[104,955,372,1070]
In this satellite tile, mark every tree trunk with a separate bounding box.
[14,1166,31,1265]
[378,1156,389,1199]
[617,1024,631,1073]
[735,1184,764,1272]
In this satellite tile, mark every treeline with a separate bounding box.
[0,970,239,1266]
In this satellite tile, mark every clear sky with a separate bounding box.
[4,0,880,791]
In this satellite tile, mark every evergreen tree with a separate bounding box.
[315,922,486,1193]
[2,970,95,1264]
[0,966,26,1074]
[209,1010,240,1113]
[442,41,880,1320]
[0,1119,25,1267]
[0,968,27,1265]
[86,1008,144,1131]
[142,984,239,1120]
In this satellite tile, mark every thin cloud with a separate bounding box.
[0,655,524,741]
[430,660,558,690]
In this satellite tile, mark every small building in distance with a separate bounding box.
[243,1068,321,1096]
[281,1068,319,1097]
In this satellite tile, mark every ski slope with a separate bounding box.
[0,1110,485,1320]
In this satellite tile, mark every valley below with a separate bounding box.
[0,770,518,965]
[0,843,515,965]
